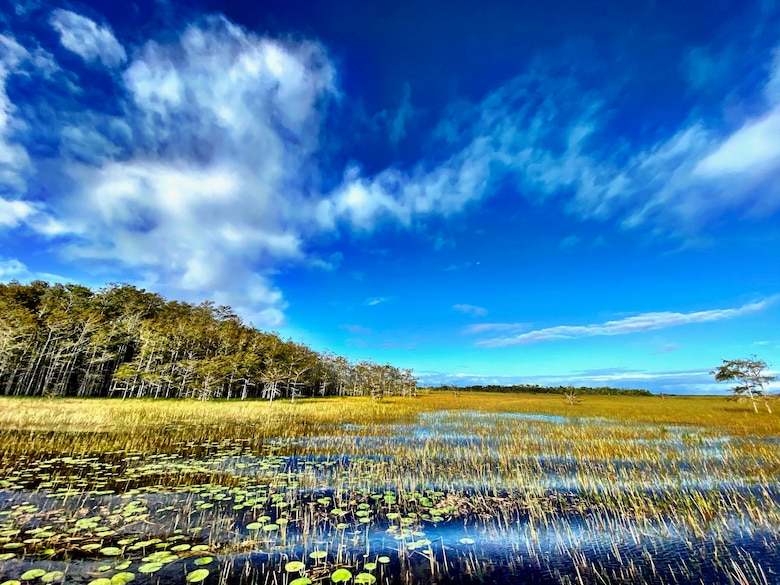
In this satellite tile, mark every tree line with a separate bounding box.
[436,384,653,396]
[0,281,417,401]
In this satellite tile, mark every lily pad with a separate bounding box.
[100,547,123,556]
[20,570,46,581]
[285,561,305,572]
[110,573,135,585]
[137,563,163,574]
[185,569,209,583]
[330,568,352,583]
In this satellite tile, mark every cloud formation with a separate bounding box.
[0,35,34,194]
[323,40,780,235]
[476,298,775,347]
[364,297,391,306]
[453,303,487,317]
[49,9,127,68]
[3,6,780,332]
[15,14,337,325]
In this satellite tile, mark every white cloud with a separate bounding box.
[49,9,126,68]
[0,257,27,278]
[693,110,780,177]
[0,34,33,193]
[0,197,36,227]
[464,322,529,334]
[34,16,336,326]
[0,256,68,283]
[453,304,487,317]
[476,298,775,347]
[364,296,391,306]
[320,41,780,236]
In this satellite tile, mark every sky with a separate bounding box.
[1,0,780,394]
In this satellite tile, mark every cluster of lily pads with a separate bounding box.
[1,410,780,584]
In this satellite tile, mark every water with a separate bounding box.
[1,410,779,584]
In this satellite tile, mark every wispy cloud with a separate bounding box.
[321,38,780,237]
[453,303,487,317]
[0,34,35,195]
[364,296,391,306]
[464,322,529,334]
[0,257,68,283]
[476,298,776,347]
[49,9,126,68]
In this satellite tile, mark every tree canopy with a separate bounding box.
[711,356,776,413]
[0,280,417,401]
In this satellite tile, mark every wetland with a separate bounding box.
[1,393,779,585]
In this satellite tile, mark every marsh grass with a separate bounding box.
[1,393,778,458]
[1,393,779,585]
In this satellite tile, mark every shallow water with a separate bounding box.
[1,410,779,584]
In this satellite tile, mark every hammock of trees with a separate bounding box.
[0,281,417,401]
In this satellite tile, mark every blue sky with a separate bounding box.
[1,0,779,393]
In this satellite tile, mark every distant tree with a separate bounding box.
[563,387,581,405]
[711,356,776,413]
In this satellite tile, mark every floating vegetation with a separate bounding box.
[1,396,780,584]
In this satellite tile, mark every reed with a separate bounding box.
[1,393,779,585]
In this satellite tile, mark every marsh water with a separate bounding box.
[1,411,779,584]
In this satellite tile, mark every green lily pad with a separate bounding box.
[331,568,352,583]
[1,581,22,585]
[185,569,209,583]
[289,579,312,585]
[193,557,213,566]
[20,570,46,581]
[100,547,123,556]
[377,556,390,564]
[354,574,376,585]
[110,573,135,585]
[87,579,112,585]
[285,561,305,572]
[0,553,17,561]
[137,563,163,574]
[40,572,64,583]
